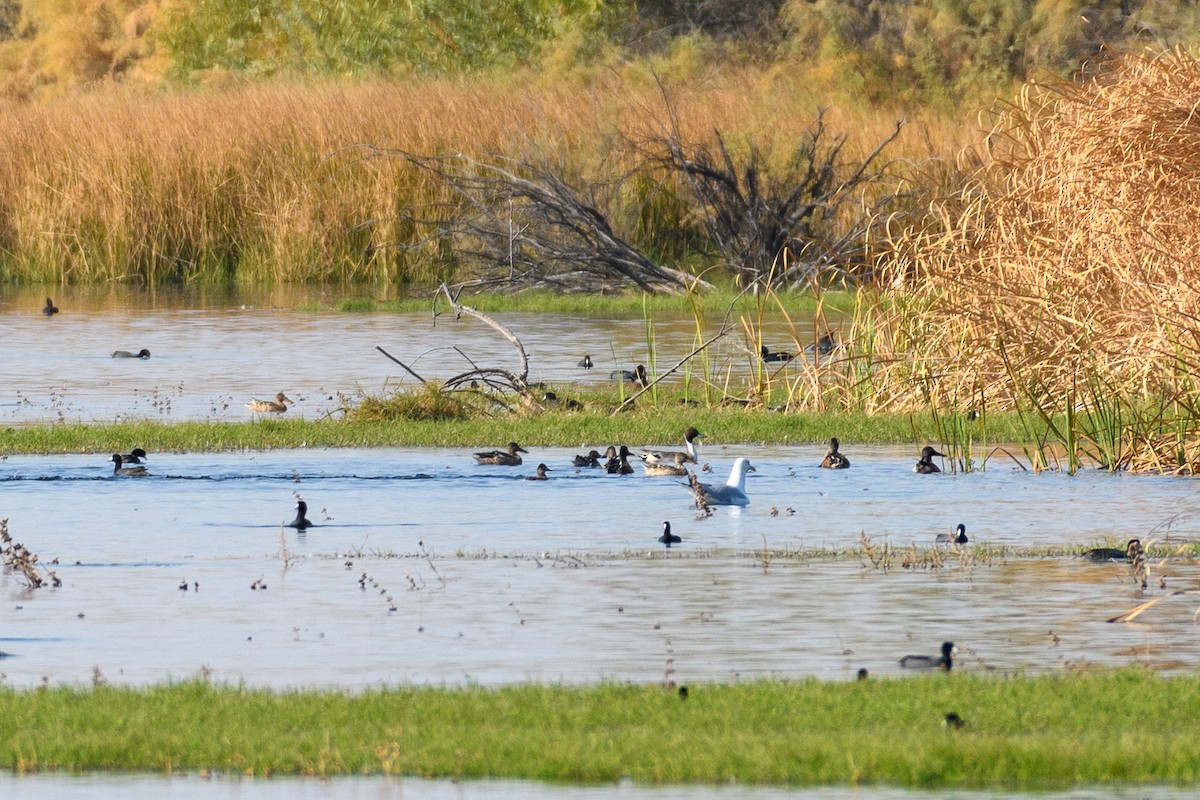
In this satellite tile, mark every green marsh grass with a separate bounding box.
[3,671,1200,785]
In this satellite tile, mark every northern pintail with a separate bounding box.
[819,437,850,469]
[641,452,689,476]
[641,427,704,465]
[473,442,528,466]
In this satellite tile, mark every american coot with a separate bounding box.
[1085,538,1142,562]
[473,442,528,466]
[112,349,151,359]
[805,332,840,356]
[604,445,634,475]
[610,364,649,388]
[936,523,968,545]
[288,500,313,530]
[641,452,689,476]
[526,463,552,480]
[572,449,603,468]
[120,447,148,464]
[914,446,945,474]
[760,344,795,363]
[692,458,756,506]
[819,437,850,469]
[944,712,967,729]
[640,427,704,465]
[658,521,682,548]
[42,297,58,315]
[111,453,149,477]
[900,641,956,671]
[245,392,294,413]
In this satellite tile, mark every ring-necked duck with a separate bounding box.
[936,523,968,545]
[658,521,682,548]
[245,392,294,413]
[900,641,956,671]
[914,446,945,474]
[112,349,151,359]
[640,427,704,465]
[692,458,755,506]
[288,500,313,530]
[473,442,528,466]
[819,437,850,469]
[111,453,149,477]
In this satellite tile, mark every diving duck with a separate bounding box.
[473,442,528,466]
[640,427,704,465]
[245,392,294,413]
[900,641,956,671]
[111,453,149,477]
[604,445,635,475]
[112,349,151,359]
[42,297,58,315]
[288,500,314,530]
[526,463,552,481]
[658,521,682,549]
[691,458,756,506]
[914,446,945,474]
[819,437,850,469]
[120,447,148,464]
[935,523,968,545]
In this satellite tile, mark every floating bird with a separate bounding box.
[288,500,313,530]
[914,446,945,474]
[658,521,682,549]
[473,442,528,466]
[819,437,850,469]
[112,349,151,359]
[805,332,840,356]
[641,427,704,465]
[245,392,294,413]
[900,641,956,671]
[572,449,603,468]
[691,458,756,506]
[120,447,148,464]
[1085,538,1141,562]
[605,445,634,475]
[642,452,689,476]
[610,364,649,389]
[526,463,552,481]
[577,355,593,369]
[943,712,967,729]
[540,391,582,411]
[760,344,795,363]
[936,523,969,545]
[42,297,58,315]
[111,453,149,477]
[856,668,869,681]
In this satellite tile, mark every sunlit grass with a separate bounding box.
[2,671,1198,785]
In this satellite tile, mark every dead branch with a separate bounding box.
[434,282,531,394]
[375,346,427,384]
[613,324,732,414]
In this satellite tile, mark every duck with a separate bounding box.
[1085,538,1141,562]
[112,349,151,359]
[245,392,294,413]
[42,297,58,316]
[900,641,956,671]
[640,427,704,465]
[819,437,850,469]
[914,446,945,474]
[760,344,795,363]
[111,453,149,477]
[572,449,603,468]
[120,447,148,464]
[473,442,528,466]
[641,452,689,476]
[936,523,968,545]
[805,332,840,356]
[577,355,593,369]
[288,500,313,530]
[692,458,756,506]
[605,445,635,475]
[610,364,649,388]
[526,463,552,481]
[944,713,967,729]
[658,521,682,548]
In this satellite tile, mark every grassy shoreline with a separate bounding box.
[0,410,1034,455]
[2,672,1197,786]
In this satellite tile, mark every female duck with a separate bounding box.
[692,458,756,506]
[572,449,603,468]
[641,452,689,477]
[473,442,528,466]
[526,463,552,480]
[819,437,850,469]
[640,427,704,465]
[111,453,149,477]
[900,641,956,671]
[605,445,635,475]
[112,349,151,359]
[245,392,294,413]
[914,446,945,474]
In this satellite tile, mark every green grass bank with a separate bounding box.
[2,671,1197,786]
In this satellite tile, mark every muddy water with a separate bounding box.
[1,446,1198,689]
